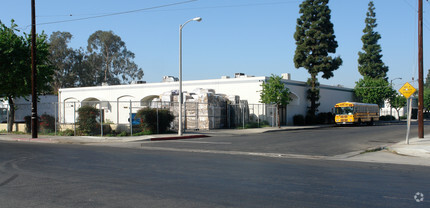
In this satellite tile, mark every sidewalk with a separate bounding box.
[1,124,429,160]
[388,136,430,158]
[0,125,332,143]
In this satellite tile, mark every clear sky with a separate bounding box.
[1,0,429,90]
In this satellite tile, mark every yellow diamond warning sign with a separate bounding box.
[399,82,416,98]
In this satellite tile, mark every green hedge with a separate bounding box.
[379,115,395,121]
[135,108,174,134]
[77,105,100,135]
[293,114,305,126]
[293,112,334,126]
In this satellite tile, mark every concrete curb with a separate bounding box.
[148,134,210,141]
[261,125,337,133]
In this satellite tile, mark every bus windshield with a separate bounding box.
[335,107,354,115]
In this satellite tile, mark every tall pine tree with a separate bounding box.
[354,1,393,107]
[357,1,388,79]
[294,0,342,118]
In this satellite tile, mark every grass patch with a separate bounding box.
[361,146,385,154]
[0,130,27,135]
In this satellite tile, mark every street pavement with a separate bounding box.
[0,124,429,166]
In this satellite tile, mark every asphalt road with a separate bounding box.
[0,141,429,208]
[1,123,429,207]
[137,122,426,157]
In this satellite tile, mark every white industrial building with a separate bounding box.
[58,73,354,129]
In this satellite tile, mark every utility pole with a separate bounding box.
[418,0,424,138]
[31,0,38,138]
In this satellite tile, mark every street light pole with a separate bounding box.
[390,77,402,120]
[178,17,202,136]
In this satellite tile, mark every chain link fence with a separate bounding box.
[1,101,281,136]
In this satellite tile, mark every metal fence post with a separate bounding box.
[227,104,230,129]
[196,102,198,130]
[117,99,119,125]
[242,105,245,129]
[129,100,132,136]
[54,102,57,135]
[6,103,9,131]
[156,106,159,134]
[184,101,187,131]
[73,102,76,136]
[257,104,260,127]
[100,101,103,137]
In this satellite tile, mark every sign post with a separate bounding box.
[399,82,417,144]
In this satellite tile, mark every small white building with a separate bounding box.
[380,98,411,120]
[58,73,354,128]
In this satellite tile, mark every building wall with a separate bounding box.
[58,75,354,127]
[1,95,57,123]
[380,99,407,119]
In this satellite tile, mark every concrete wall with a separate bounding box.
[0,123,26,132]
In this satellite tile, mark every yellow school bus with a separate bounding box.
[334,102,379,125]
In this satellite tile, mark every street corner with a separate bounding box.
[388,146,430,158]
[387,137,430,159]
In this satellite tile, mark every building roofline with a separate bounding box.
[58,75,353,93]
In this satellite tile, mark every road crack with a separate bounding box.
[0,174,19,187]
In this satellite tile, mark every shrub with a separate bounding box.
[40,114,56,133]
[260,120,270,127]
[316,112,335,124]
[244,120,270,128]
[132,129,152,136]
[77,105,100,135]
[293,114,305,126]
[135,108,174,134]
[305,114,317,125]
[59,129,74,136]
[24,115,40,133]
[99,124,112,135]
[379,115,395,121]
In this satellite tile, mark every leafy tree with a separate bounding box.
[294,0,342,117]
[48,31,79,92]
[389,93,407,121]
[0,20,54,132]
[0,20,27,132]
[425,69,430,89]
[260,74,292,128]
[354,77,394,107]
[75,49,102,87]
[357,1,388,79]
[87,30,143,85]
[424,88,430,112]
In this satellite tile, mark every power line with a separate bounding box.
[151,1,300,11]
[31,0,198,26]
[402,0,430,31]
[35,0,299,20]
[402,0,417,11]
